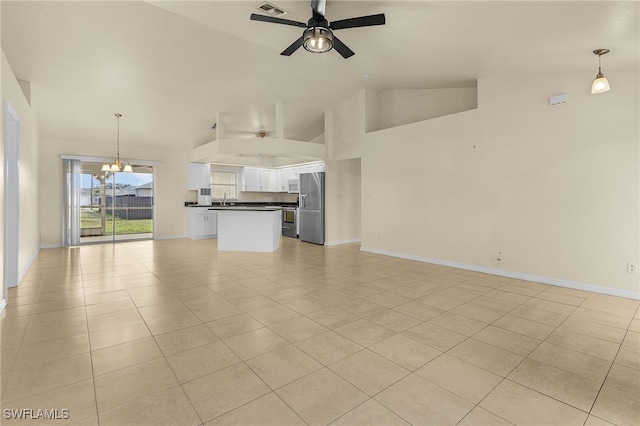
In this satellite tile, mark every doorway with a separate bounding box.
[4,101,20,306]
[80,161,154,243]
[63,159,154,245]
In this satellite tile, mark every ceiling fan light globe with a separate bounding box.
[303,27,333,53]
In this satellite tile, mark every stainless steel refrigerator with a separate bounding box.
[299,172,325,244]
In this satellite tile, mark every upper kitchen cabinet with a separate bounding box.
[260,169,277,192]
[241,163,325,192]
[289,162,325,178]
[187,163,211,190]
[243,167,277,192]
[242,167,261,192]
[276,168,292,192]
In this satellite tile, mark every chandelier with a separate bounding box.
[102,113,132,172]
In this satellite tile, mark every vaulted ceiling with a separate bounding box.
[2,1,638,154]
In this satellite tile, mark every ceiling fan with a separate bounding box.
[250,0,385,59]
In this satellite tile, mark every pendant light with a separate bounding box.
[591,49,610,94]
[102,113,133,172]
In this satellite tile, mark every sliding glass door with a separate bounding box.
[64,159,154,244]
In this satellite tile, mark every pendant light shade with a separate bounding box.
[102,113,132,172]
[591,49,610,94]
[591,75,610,94]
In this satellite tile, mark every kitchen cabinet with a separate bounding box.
[242,167,261,192]
[242,167,276,192]
[260,169,277,192]
[241,163,325,192]
[276,168,292,192]
[187,207,217,239]
[289,166,301,178]
[311,162,325,172]
[187,163,211,190]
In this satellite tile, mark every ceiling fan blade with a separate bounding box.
[332,35,355,59]
[311,0,326,19]
[281,36,304,56]
[250,13,307,28]
[330,13,386,30]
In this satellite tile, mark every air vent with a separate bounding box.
[257,2,287,17]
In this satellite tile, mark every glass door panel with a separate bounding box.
[76,161,154,244]
[112,167,154,241]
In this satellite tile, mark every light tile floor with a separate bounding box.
[1,238,639,426]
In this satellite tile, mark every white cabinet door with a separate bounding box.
[276,169,284,192]
[193,215,208,236]
[187,208,217,239]
[187,163,211,190]
[187,208,205,238]
[277,168,291,192]
[243,167,280,192]
[204,213,217,235]
[243,167,261,192]
[260,169,277,192]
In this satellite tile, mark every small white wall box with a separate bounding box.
[549,94,568,105]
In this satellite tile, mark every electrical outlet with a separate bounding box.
[628,263,638,274]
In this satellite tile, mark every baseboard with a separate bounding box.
[41,236,189,246]
[155,235,187,240]
[361,246,640,301]
[18,247,40,284]
[40,243,63,249]
[325,238,361,247]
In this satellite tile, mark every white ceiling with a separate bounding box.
[1,1,638,155]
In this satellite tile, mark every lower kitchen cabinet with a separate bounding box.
[187,208,217,239]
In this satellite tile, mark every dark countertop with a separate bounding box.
[185,202,297,208]
[207,207,281,212]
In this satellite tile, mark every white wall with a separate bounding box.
[327,87,480,248]
[333,90,366,160]
[1,52,41,285]
[1,56,5,304]
[325,158,361,246]
[362,71,639,298]
[325,98,364,245]
[377,87,478,131]
[39,138,190,245]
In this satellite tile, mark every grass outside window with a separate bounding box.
[81,209,152,235]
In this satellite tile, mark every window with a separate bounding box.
[211,170,238,200]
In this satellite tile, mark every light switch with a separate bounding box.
[549,94,568,106]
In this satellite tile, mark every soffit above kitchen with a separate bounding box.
[1,1,638,153]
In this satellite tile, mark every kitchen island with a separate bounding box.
[212,207,281,252]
